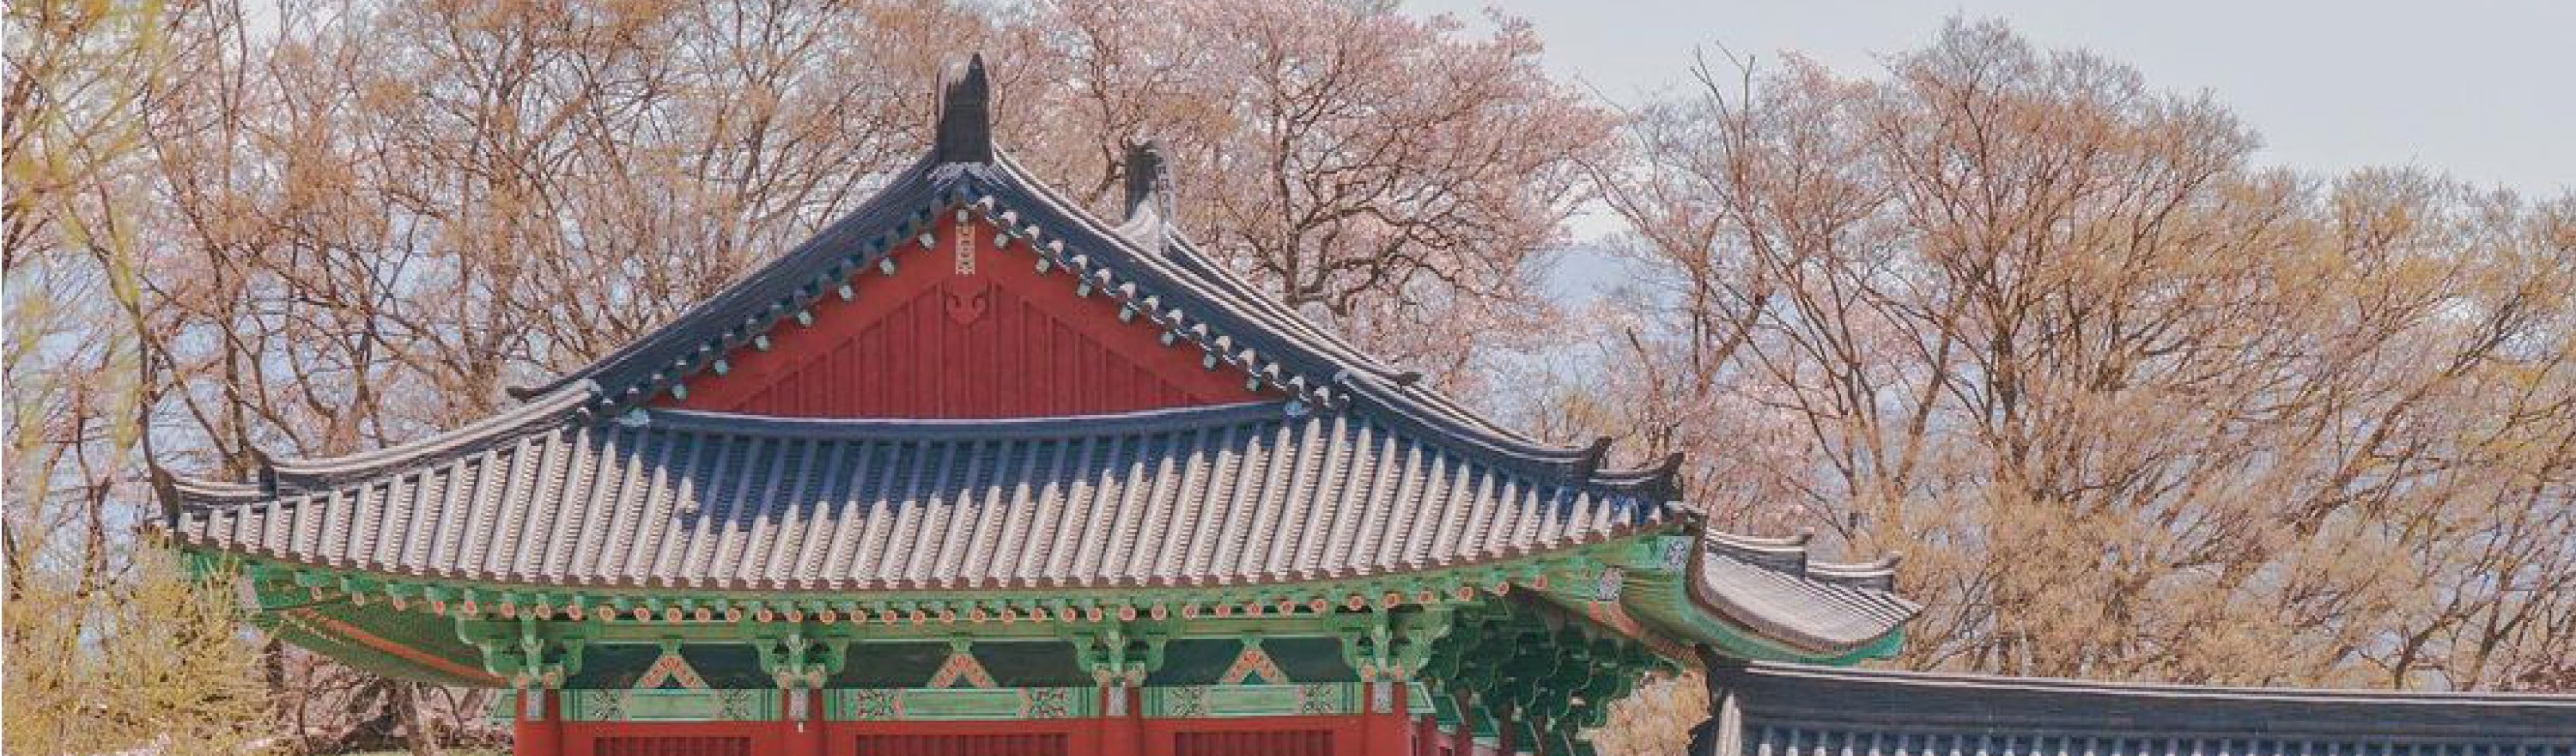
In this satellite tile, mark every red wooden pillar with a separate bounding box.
[1097,682,1144,756]
[1362,678,1412,756]
[782,686,823,756]
[1413,714,1441,756]
[816,689,842,756]
[1449,691,1477,756]
[513,686,562,756]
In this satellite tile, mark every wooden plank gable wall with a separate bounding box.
[657,213,1273,418]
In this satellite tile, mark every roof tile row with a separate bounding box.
[173,402,1663,590]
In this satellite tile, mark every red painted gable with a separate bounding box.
[656,213,1270,418]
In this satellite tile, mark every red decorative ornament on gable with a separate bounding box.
[655,213,1270,418]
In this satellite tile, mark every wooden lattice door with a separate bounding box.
[1171,729,1337,756]
[851,733,1072,756]
[591,736,754,756]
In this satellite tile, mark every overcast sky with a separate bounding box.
[1413,0,2572,194]
[1405,0,2573,293]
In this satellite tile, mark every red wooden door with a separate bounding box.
[1170,729,1336,756]
[852,733,1072,756]
[591,736,754,756]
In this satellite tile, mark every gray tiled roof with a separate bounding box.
[1691,533,1920,655]
[513,147,1683,500]
[156,83,1917,661]
[1701,662,2576,754]
[170,397,1670,589]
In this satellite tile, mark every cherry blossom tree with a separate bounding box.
[1572,20,2576,692]
[1012,0,1618,381]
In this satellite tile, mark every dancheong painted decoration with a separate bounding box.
[153,57,2576,756]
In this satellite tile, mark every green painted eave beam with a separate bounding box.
[193,544,1639,629]
[187,526,1908,676]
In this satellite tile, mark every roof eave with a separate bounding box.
[1680,533,1920,662]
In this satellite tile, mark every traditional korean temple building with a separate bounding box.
[154,58,2573,756]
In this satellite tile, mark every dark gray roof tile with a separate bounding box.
[1688,532,1922,655]
[1708,661,2576,749]
[175,401,1666,590]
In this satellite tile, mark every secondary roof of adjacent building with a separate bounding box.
[1704,661,2576,753]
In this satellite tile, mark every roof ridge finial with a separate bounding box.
[1122,140,1170,223]
[935,53,993,164]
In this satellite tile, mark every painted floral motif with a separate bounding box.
[1218,643,1291,685]
[1020,687,1074,719]
[1594,566,1626,601]
[1164,686,1210,717]
[1297,684,1344,715]
[1661,537,1692,570]
[634,649,708,690]
[715,689,766,721]
[849,689,902,721]
[953,218,978,276]
[579,690,626,721]
[927,649,998,688]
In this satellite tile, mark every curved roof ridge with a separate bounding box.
[975,151,1678,492]
[1805,553,1904,581]
[491,141,1674,497]
[157,381,599,506]
[162,472,269,504]
[1593,451,1688,486]
[1108,182,1609,462]
[526,155,945,399]
[1701,529,1902,588]
[1334,372,1643,472]
[1110,198,1169,252]
[984,152,1397,375]
[1688,529,1919,655]
[1807,552,1901,572]
[641,400,1291,440]
[1140,229,1656,472]
[1706,529,1814,552]
[264,381,597,482]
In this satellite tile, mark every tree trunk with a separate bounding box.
[393,681,444,756]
